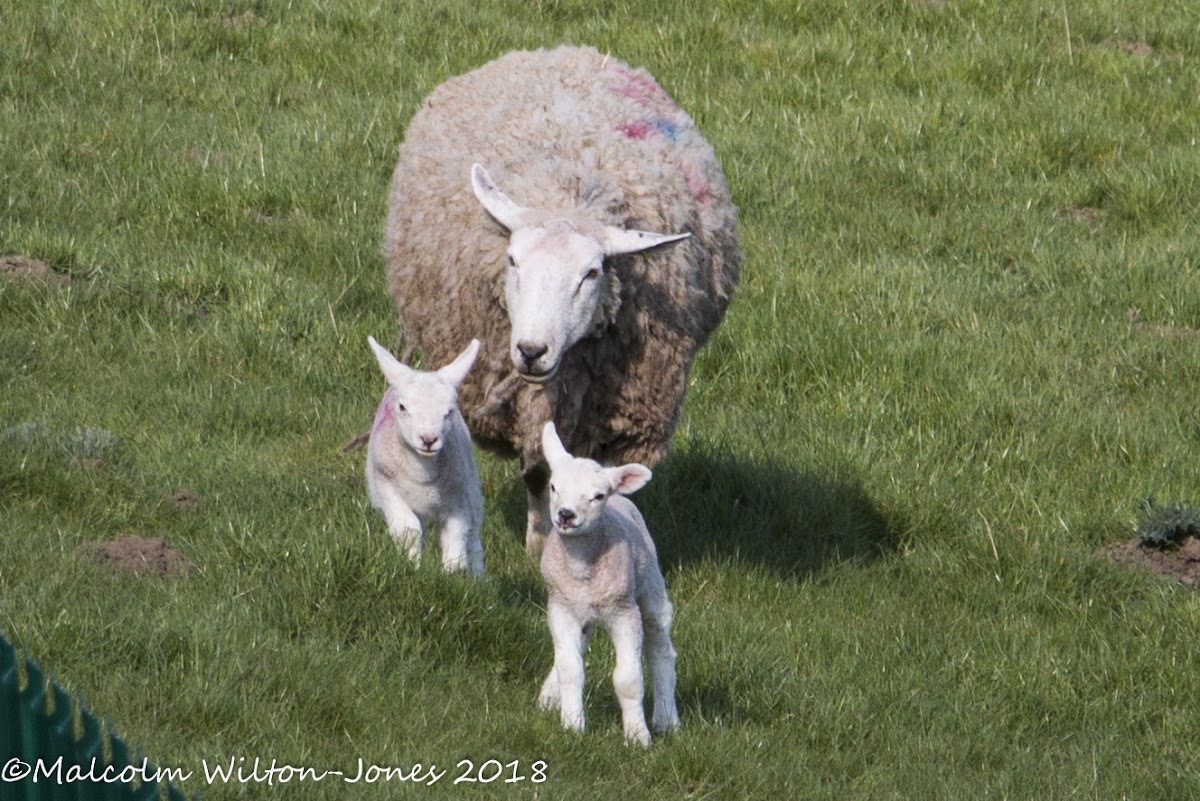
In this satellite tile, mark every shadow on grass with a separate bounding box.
[491,443,898,582]
[644,446,897,580]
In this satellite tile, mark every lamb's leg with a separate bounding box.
[370,480,424,563]
[438,512,482,576]
[609,609,650,746]
[643,596,680,734]
[522,463,551,559]
[538,621,592,712]
[542,601,587,733]
[465,522,485,577]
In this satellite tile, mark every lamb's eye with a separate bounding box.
[549,483,556,493]
[396,403,407,413]
[507,254,517,268]
[593,492,606,502]
[583,267,600,281]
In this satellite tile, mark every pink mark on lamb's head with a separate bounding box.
[373,387,395,434]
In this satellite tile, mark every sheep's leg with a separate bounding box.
[643,596,680,734]
[609,609,650,746]
[542,602,587,733]
[370,481,424,563]
[524,488,550,560]
[438,512,482,576]
[522,463,551,559]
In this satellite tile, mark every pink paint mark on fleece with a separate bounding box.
[610,68,672,112]
[681,162,711,204]
[373,386,395,434]
[617,120,653,140]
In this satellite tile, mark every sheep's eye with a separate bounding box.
[582,267,600,281]
[396,402,407,413]
[549,483,556,493]
[507,254,517,269]
[593,492,606,502]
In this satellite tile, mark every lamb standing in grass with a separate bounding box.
[385,45,740,559]
[537,422,679,746]
[366,336,485,576]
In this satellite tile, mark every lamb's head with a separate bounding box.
[368,336,480,457]
[471,164,690,384]
[541,422,651,535]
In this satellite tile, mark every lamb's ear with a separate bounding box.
[438,339,480,388]
[368,336,415,387]
[599,227,690,257]
[608,463,652,496]
[540,421,570,469]
[471,164,529,231]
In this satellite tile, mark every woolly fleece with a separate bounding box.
[384,45,740,477]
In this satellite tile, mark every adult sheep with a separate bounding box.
[384,45,740,557]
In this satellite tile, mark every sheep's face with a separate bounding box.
[505,225,606,384]
[542,422,651,535]
[470,164,690,385]
[368,337,479,457]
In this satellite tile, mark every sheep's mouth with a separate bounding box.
[518,363,559,384]
[415,446,441,457]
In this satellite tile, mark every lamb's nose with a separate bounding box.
[516,341,548,366]
[556,508,576,525]
[419,435,439,451]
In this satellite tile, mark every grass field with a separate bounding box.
[3,0,1200,798]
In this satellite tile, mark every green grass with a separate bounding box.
[4,0,1200,798]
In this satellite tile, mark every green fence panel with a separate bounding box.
[0,632,190,801]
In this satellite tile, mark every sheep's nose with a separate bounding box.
[419,435,440,451]
[516,341,548,366]
[556,508,576,525]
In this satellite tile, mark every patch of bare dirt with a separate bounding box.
[1099,537,1200,590]
[0,255,69,286]
[1126,308,1200,338]
[167,489,204,512]
[1056,206,1105,232]
[1112,39,1153,58]
[81,537,193,579]
[212,9,266,29]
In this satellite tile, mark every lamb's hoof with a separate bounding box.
[652,710,681,734]
[623,725,651,747]
[537,691,560,712]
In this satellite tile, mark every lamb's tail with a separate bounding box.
[339,430,370,454]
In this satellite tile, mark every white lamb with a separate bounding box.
[366,336,485,576]
[536,422,679,746]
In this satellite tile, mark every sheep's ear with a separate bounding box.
[368,336,416,387]
[540,421,570,468]
[608,463,652,496]
[471,164,529,231]
[599,226,690,257]
[438,339,480,388]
